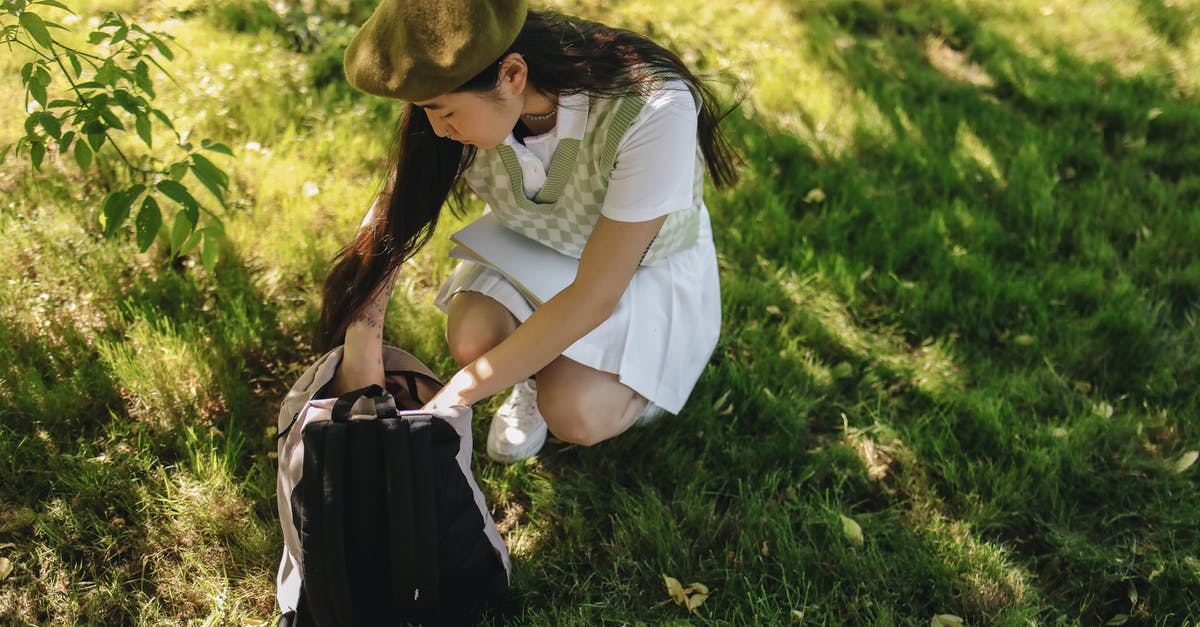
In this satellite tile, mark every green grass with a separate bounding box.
[2,0,1200,623]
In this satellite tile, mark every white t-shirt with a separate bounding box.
[503,80,699,223]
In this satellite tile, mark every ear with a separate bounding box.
[497,52,528,98]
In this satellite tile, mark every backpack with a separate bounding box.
[274,345,511,626]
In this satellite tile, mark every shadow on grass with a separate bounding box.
[479,1,1200,624]
[0,219,302,622]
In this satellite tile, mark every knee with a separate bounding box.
[446,293,516,367]
[447,331,502,367]
[537,393,610,447]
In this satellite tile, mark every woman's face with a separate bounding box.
[414,54,528,150]
[415,90,520,149]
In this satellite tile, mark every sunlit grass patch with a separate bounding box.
[96,313,222,431]
[2,0,1200,622]
[140,426,275,623]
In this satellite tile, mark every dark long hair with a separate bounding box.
[315,10,741,350]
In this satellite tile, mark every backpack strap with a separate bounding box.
[299,428,337,625]
[331,384,387,423]
[381,419,418,616]
[408,418,442,621]
[384,369,443,406]
[320,425,356,626]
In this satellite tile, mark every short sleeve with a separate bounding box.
[600,81,699,223]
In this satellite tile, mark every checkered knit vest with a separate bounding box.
[461,80,705,266]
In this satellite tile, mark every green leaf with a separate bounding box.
[19,11,52,48]
[190,153,228,205]
[95,59,121,86]
[112,89,139,115]
[73,138,92,169]
[156,179,200,212]
[169,162,188,181]
[101,190,133,237]
[29,79,47,107]
[145,31,173,60]
[201,229,219,271]
[135,113,152,148]
[38,111,61,140]
[203,142,233,156]
[87,30,107,44]
[80,118,105,135]
[180,227,202,254]
[66,50,82,78]
[37,0,74,13]
[110,25,127,45]
[21,63,35,85]
[87,132,105,151]
[98,106,125,131]
[46,99,75,108]
[0,144,11,165]
[168,209,194,256]
[58,131,74,153]
[150,108,174,131]
[134,60,153,97]
[191,154,228,187]
[30,142,45,170]
[135,195,161,252]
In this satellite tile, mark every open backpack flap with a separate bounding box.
[275,346,511,626]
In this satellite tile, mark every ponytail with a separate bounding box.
[314,105,471,350]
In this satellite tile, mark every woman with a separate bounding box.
[316,0,738,462]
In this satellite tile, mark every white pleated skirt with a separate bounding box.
[433,208,721,414]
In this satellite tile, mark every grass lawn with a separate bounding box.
[2,0,1199,623]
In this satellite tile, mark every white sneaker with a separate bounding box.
[486,379,548,463]
[635,401,668,427]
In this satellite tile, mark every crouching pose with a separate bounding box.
[317,0,738,462]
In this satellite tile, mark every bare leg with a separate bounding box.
[535,355,649,446]
[446,291,518,367]
[449,291,649,446]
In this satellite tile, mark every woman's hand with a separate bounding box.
[420,370,475,411]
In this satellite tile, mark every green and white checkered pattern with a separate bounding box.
[462,81,704,266]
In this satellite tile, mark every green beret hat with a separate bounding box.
[343,0,529,102]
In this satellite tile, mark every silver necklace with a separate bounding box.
[521,107,557,122]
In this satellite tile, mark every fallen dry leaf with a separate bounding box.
[930,614,964,626]
[684,582,709,595]
[687,593,708,612]
[840,514,864,546]
[662,574,687,606]
[0,557,12,581]
[1173,450,1198,474]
